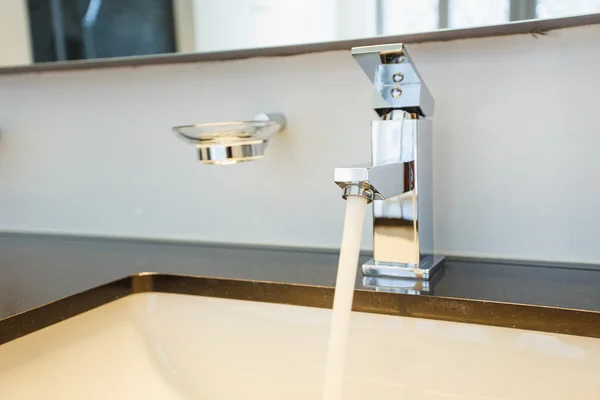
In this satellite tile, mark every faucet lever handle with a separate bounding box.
[351,43,434,118]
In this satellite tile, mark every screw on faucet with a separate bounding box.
[392,72,404,83]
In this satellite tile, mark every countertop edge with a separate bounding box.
[1,273,598,346]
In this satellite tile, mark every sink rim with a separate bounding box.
[1,272,599,346]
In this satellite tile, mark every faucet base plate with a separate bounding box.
[362,255,444,280]
[362,266,445,294]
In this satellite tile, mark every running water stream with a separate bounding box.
[322,195,369,400]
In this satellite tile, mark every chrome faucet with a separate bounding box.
[334,43,444,280]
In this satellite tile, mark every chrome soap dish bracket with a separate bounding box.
[172,112,286,165]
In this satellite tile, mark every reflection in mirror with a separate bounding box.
[1,0,600,68]
[26,0,175,63]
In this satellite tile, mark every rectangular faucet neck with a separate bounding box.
[334,43,444,281]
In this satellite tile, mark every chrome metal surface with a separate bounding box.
[340,184,375,203]
[334,163,405,200]
[335,43,444,280]
[362,276,430,294]
[362,264,444,294]
[372,113,431,266]
[351,43,434,117]
[363,255,445,279]
[172,113,285,165]
[197,142,267,165]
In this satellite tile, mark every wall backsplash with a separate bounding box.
[1,24,600,264]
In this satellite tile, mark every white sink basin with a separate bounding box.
[0,292,598,399]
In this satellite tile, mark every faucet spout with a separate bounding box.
[334,163,406,201]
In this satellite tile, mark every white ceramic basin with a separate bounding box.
[0,292,598,399]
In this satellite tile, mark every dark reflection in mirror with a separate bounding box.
[27,0,176,62]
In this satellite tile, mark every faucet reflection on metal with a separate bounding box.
[334,43,444,280]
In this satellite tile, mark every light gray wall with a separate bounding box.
[0,0,31,67]
[1,24,599,264]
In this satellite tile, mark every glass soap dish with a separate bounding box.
[172,113,286,165]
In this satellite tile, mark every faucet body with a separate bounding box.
[334,44,443,280]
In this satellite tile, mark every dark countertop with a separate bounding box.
[1,233,599,324]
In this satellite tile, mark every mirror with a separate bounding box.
[2,0,599,68]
